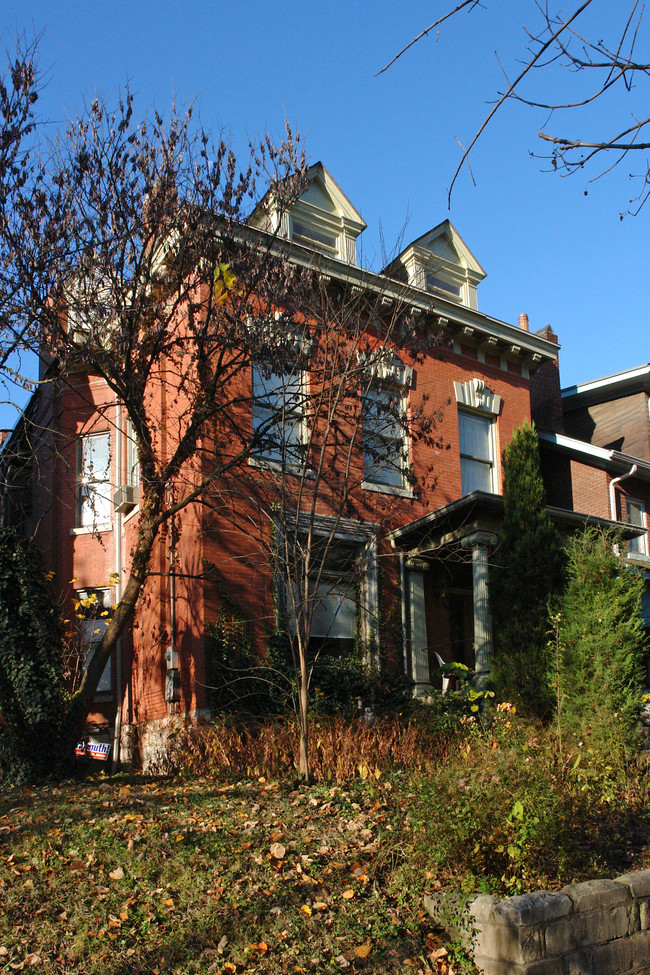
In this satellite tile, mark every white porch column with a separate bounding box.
[406,557,432,697]
[461,532,497,689]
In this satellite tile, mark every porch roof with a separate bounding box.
[387,490,641,558]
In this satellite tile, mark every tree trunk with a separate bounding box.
[298,657,310,780]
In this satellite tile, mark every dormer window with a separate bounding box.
[383,221,486,311]
[291,218,338,256]
[248,163,366,267]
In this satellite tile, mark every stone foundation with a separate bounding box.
[122,709,210,772]
[425,870,650,974]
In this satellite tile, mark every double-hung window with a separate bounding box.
[362,386,407,488]
[459,411,496,495]
[252,364,305,466]
[626,498,648,556]
[361,353,411,490]
[307,539,360,660]
[284,515,379,664]
[76,432,111,528]
[454,378,501,497]
[76,588,112,696]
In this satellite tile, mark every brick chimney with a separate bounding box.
[529,324,564,433]
[518,312,529,331]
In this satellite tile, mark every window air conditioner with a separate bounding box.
[113,484,138,513]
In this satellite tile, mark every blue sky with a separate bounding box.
[2,0,648,427]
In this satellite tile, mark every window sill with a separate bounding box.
[362,480,413,498]
[122,505,140,525]
[248,456,315,479]
[70,524,113,536]
[627,551,650,564]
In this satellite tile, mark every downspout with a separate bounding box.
[112,397,123,771]
[609,462,637,555]
[399,553,409,678]
[609,463,638,521]
[168,482,176,650]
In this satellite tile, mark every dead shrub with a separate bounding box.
[167,711,456,783]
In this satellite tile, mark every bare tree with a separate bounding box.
[0,42,316,759]
[379,1,650,214]
[208,280,445,779]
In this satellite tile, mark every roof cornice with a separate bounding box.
[242,224,558,370]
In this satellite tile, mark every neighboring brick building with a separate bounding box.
[532,357,650,651]
[2,164,569,766]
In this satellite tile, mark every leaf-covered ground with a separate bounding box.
[0,774,459,975]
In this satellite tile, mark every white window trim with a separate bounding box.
[626,498,648,558]
[75,431,112,530]
[280,513,380,667]
[251,361,309,470]
[70,524,113,536]
[360,350,413,491]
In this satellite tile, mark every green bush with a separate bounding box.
[552,527,645,768]
[0,529,68,781]
[406,706,647,894]
[490,422,564,717]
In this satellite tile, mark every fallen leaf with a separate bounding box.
[353,945,372,959]
[300,904,312,916]
[25,955,41,968]
[270,842,286,859]
[109,867,124,881]
[69,860,84,873]
[341,889,355,900]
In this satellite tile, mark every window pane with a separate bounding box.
[81,433,110,480]
[363,440,405,486]
[426,273,461,298]
[459,412,491,462]
[310,582,357,641]
[461,457,493,494]
[627,500,647,555]
[292,219,337,253]
[80,616,111,694]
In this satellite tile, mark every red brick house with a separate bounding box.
[2,164,566,767]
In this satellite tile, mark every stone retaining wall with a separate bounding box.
[425,870,650,974]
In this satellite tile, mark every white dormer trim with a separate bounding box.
[384,221,486,310]
[249,162,366,266]
[454,378,501,416]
